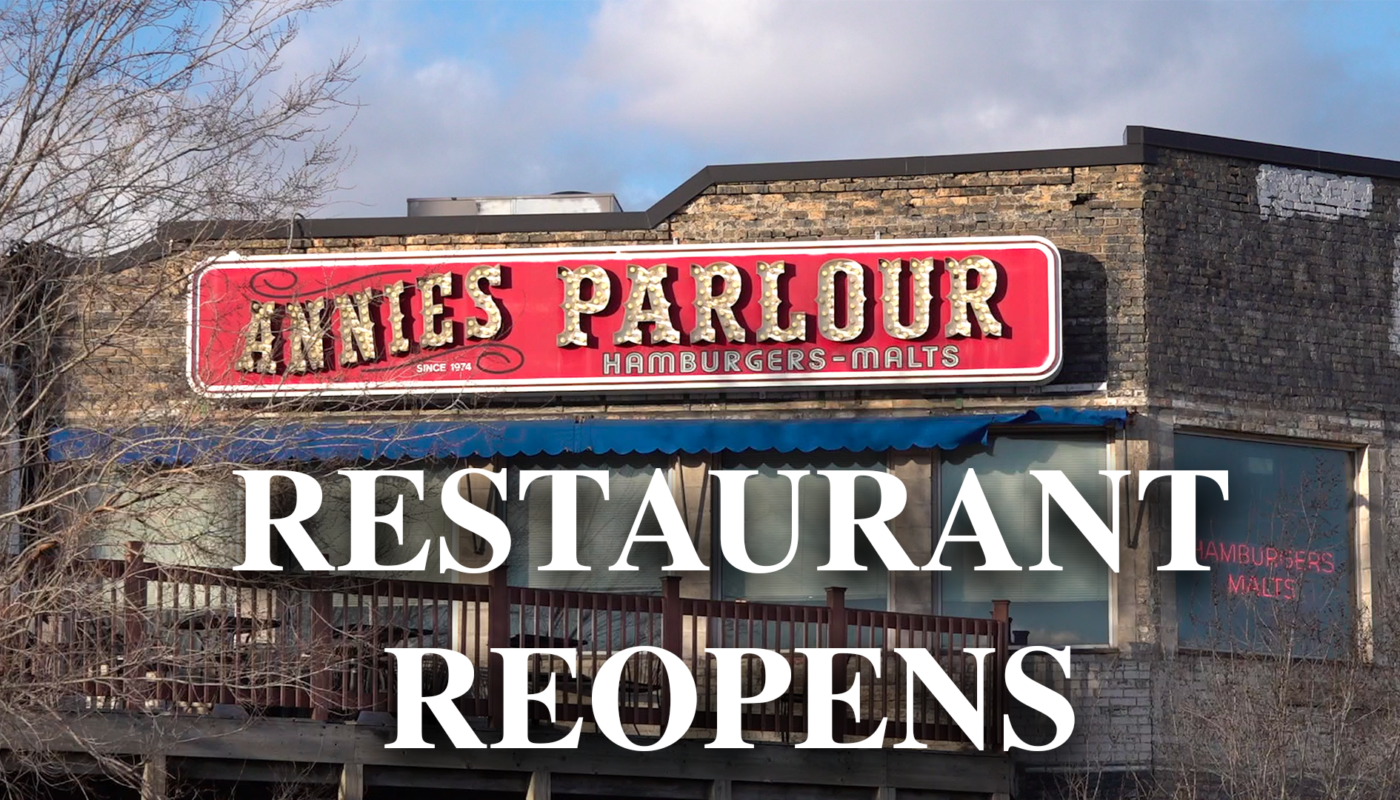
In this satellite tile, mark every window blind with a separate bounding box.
[304,465,459,581]
[505,458,673,593]
[938,435,1110,604]
[719,454,888,609]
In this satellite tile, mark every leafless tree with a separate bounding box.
[0,0,360,795]
[1156,586,1400,799]
[0,0,356,256]
[1153,464,1398,800]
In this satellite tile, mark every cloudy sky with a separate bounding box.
[288,0,1400,217]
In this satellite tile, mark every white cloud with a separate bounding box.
[286,0,1400,217]
[285,0,633,216]
[582,0,1350,160]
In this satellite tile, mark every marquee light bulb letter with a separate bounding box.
[880,258,934,340]
[382,280,411,355]
[234,300,279,374]
[418,273,455,349]
[945,255,1003,338]
[556,265,612,347]
[335,289,379,365]
[285,298,326,374]
[689,261,747,343]
[756,261,807,342]
[614,264,680,346]
[463,264,503,340]
[816,258,866,342]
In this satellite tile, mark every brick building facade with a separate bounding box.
[23,126,1400,799]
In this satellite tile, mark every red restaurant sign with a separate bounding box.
[187,237,1062,398]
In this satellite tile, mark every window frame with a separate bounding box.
[708,450,894,610]
[1169,427,1365,659]
[929,427,1119,649]
[501,453,679,594]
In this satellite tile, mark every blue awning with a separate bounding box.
[49,406,1128,465]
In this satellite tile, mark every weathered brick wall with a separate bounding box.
[1140,148,1398,651]
[1012,651,1156,772]
[1016,652,1400,797]
[669,167,1146,393]
[1142,150,1400,413]
[62,253,207,425]
[1104,148,1400,797]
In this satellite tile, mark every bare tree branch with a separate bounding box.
[0,1,360,793]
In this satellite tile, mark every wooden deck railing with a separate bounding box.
[8,543,1011,749]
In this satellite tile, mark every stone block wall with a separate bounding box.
[670,166,1147,393]
[1012,650,1156,772]
[1140,145,1399,669]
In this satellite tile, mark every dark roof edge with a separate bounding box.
[1129,125,1400,180]
[144,125,1400,248]
[159,141,1149,242]
[643,143,1145,227]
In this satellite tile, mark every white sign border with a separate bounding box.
[186,236,1063,399]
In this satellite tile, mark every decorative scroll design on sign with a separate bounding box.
[249,267,416,300]
[359,343,525,376]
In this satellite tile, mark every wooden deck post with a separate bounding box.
[991,599,1010,626]
[488,565,510,732]
[338,762,364,800]
[661,576,682,657]
[826,586,847,745]
[124,541,148,711]
[526,769,551,800]
[709,779,732,800]
[310,591,332,721]
[661,576,682,729]
[139,753,167,800]
[991,599,1011,752]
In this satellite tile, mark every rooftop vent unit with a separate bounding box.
[407,191,622,217]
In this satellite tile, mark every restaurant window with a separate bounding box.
[1174,433,1353,658]
[86,470,244,568]
[504,456,674,594]
[268,461,462,582]
[938,434,1112,646]
[718,453,889,611]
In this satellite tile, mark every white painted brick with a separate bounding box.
[1390,228,1400,355]
[1256,164,1373,220]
